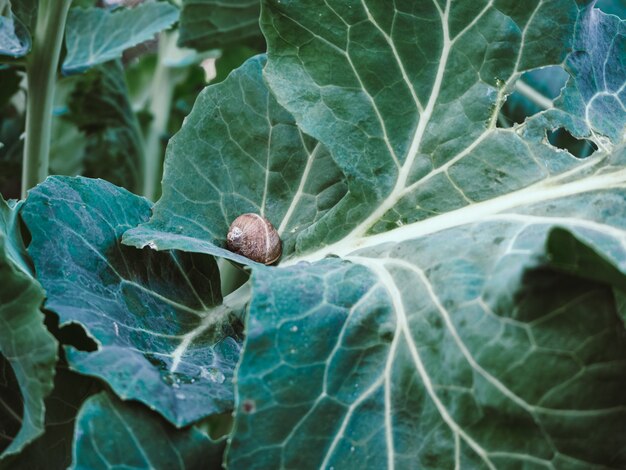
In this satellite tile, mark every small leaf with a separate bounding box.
[71,392,225,470]
[22,177,243,427]
[62,3,179,75]
[178,0,262,51]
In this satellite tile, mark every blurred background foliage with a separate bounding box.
[0,0,265,200]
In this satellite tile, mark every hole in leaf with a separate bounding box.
[498,66,569,128]
[197,412,234,440]
[44,310,98,352]
[0,353,23,453]
[546,128,598,159]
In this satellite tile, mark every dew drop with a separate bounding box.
[290,325,298,333]
[175,393,186,400]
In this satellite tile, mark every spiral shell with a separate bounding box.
[226,213,282,265]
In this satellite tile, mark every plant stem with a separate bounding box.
[219,258,250,297]
[21,0,72,198]
[142,33,175,201]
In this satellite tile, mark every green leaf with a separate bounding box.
[124,55,348,264]
[178,0,262,51]
[71,392,224,470]
[65,61,143,192]
[62,3,179,75]
[0,14,30,58]
[0,198,58,460]
[21,177,243,427]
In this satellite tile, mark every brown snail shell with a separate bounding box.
[226,213,282,265]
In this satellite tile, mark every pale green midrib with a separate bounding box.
[277,139,321,235]
[342,1,454,241]
[285,164,626,265]
[353,256,496,469]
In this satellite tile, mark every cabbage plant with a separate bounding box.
[0,0,625,468]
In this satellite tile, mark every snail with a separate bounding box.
[226,213,282,265]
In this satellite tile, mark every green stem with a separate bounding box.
[218,259,249,297]
[22,0,72,198]
[142,34,175,201]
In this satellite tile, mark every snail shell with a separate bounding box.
[226,213,282,265]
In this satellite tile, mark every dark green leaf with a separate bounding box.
[22,177,243,427]
[71,392,224,470]
[62,3,179,74]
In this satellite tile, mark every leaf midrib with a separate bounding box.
[286,162,626,265]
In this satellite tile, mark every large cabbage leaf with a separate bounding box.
[123,0,626,467]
